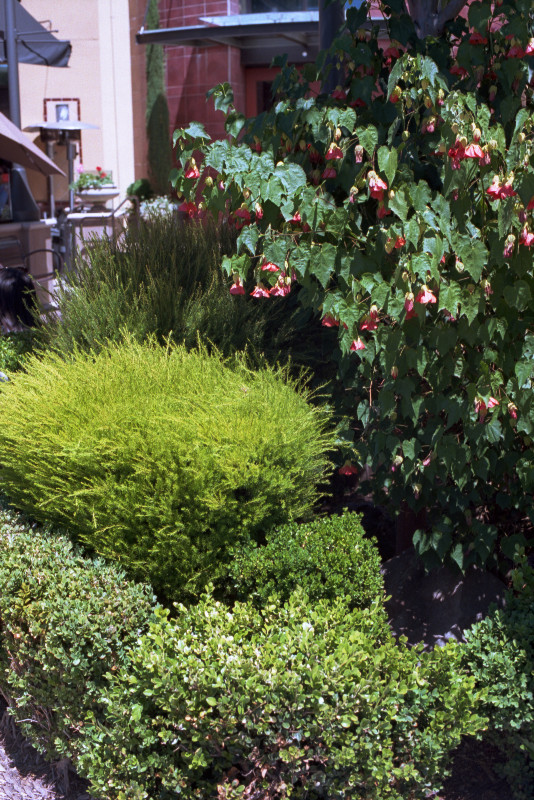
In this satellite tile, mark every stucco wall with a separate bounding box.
[18,0,138,212]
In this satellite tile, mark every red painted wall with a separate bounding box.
[159,0,246,141]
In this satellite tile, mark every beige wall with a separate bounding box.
[18,0,139,213]
[129,0,149,182]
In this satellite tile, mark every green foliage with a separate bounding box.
[0,338,333,601]
[145,0,172,194]
[173,0,534,569]
[229,511,384,609]
[0,330,34,373]
[462,555,534,799]
[126,177,154,200]
[0,501,154,763]
[42,216,336,384]
[80,590,485,800]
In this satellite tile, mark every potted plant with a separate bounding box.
[70,166,119,208]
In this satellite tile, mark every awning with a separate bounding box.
[137,11,320,66]
[136,9,386,67]
[0,110,65,175]
[0,2,71,67]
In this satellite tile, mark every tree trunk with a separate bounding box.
[404,0,468,38]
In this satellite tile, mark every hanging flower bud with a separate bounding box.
[503,234,516,258]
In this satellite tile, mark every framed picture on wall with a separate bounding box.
[44,98,81,124]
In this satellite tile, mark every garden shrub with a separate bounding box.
[79,590,485,800]
[172,0,534,570]
[462,555,534,799]
[0,330,35,373]
[229,511,385,609]
[44,216,335,385]
[0,501,155,763]
[0,338,332,601]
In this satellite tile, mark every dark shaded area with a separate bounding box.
[0,696,93,800]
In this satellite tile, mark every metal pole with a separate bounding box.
[66,137,77,211]
[5,0,21,127]
[46,140,56,218]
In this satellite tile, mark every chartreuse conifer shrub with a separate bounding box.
[462,554,534,799]
[0,338,332,601]
[229,512,385,609]
[172,0,534,571]
[0,502,154,763]
[77,590,485,800]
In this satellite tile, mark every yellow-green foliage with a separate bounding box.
[0,338,332,601]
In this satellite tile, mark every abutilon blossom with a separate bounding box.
[464,143,484,159]
[520,228,534,247]
[179,201,198,218]
[184,163,200,179]
[360,316,378,331]
[503,234,516,258]
[487,175,517,200]
[475,396,499,421]
[234,206,252,229]
[322,167,337,179]
[360,305,379,332]
[332,87,347,101]
[507,44,525,58]
[404,293,417,319]
[368,171,388,200]
[354,145,364,163]
[321,314,339,328]
[261,259,279,272]
[270,275,291,297]
[350,337,366,351]
[338,462,358,475]
[250,285,270,298]
[415,286,437,304]
[377,203,391,218]
[230,279,245,296]
[307,145,322,165]
[395,236,405,248]
[508,403,518,420]
[325,145,343,160]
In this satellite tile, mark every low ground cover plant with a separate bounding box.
[0,502,155,763]
[462,555,534,799]
[78,590,485,800]
[0,337,332,602]
[0,330,35,373]
[229,511,384,609]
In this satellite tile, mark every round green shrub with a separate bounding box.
[462,556,534,799]
[229,511,384,609]
[80,590,485,800]
[0,338,332,601]
[0,502,155,763]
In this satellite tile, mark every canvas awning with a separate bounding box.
[0,1,71,67]
[0,110,65,175]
